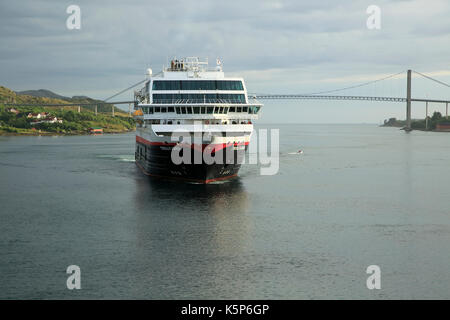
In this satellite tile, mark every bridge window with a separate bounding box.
[152,93,246,104]
[248,106,261,114]
[161,107,167,113]
[193,107,200,114]
[152,80,181,90]
[207,107,214,114]
[155,107,160,112]
[217,94,245,103]
[168,107,174,112]
[201,107,206,114]
[216,80,244,90]
[229,107,236,112]
[152,80,244,91]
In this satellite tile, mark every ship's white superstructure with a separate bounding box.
[133,57,263,183]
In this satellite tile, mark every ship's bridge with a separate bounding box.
[133,57,263,125]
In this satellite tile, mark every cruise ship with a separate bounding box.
[133,57,263,183]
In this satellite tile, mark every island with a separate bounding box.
[0,86,135,135]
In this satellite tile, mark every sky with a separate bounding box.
[1,0,449,123]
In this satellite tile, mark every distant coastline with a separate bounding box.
[0,86,135,136]
[380,118,406,128]
[0,128,135,137]
[381,113,450,132]
[0,108,135,136]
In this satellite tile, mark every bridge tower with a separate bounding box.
[406,69,412,131]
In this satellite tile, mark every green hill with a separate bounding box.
[0,86,70,106]
[0,86,126,114]
[17,89,69,100]
[0,86,135,135]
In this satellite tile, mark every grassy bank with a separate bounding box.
[0,105,135,135]
[0,85,135,136]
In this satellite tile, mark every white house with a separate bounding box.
[30,116,63,125]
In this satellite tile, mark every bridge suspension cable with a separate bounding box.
[103,79,146,102]
[250,70,405,98]
[300,70,405,96]
[412,70,450,88]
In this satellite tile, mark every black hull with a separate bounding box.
[135,142,247,183]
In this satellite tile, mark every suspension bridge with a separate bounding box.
[4,69,450,131]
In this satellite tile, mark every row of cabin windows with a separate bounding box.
[152,93,246,104]
[152,80,244,91]
[142,106,261,115]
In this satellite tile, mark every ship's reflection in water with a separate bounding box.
[132,174,253,298]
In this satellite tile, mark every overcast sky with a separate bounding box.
[1,0,449,123]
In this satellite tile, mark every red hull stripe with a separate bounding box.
[136,136,249,152]
[136,136,176,146]
[135,161,238,184]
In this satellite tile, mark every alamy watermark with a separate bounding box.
[66,5,81,30]
[366,265,381,290]
[168,123,279,176]
[366,5,381,30]
[66,265,81,290]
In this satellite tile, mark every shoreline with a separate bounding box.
[0,129,135,137]
[380,125,450,133]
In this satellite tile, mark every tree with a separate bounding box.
[431,111,442,121]
[10,118,31,129]
[63,110,76,122]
